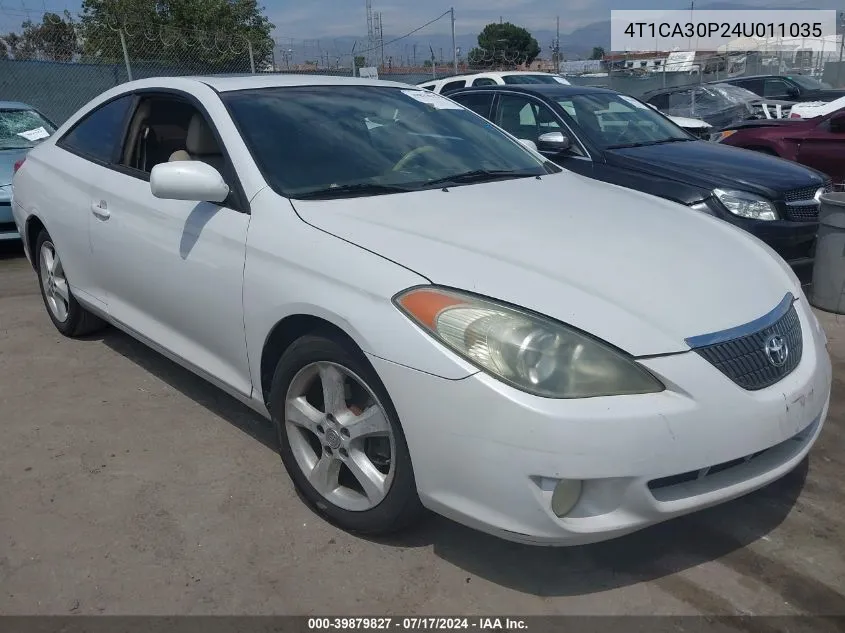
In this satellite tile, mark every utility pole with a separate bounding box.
[413,44,417,67]
[451,7,457,75]
[838,11,845,87]
[378,13,385,69]
[551,15,561,71]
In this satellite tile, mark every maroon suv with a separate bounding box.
[713,108,845,188]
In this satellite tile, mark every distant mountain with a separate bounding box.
[298,0,843,66]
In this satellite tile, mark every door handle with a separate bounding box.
[91,200,110,220]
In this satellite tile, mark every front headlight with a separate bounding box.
[714,188,778,221]
[394,287,664,399]
[709,130,736,142]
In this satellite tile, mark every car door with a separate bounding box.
[794,113,845,187]
[87,91,253,397]
[50,94,136,312]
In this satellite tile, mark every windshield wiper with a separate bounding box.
[606,138,693,149]
[293,183,413,200]
[422,169,537,188]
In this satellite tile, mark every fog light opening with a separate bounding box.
[551,479,583,518]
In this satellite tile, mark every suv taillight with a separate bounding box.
[13,158,25,174]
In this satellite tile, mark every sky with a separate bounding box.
[0,0,830,58]
[0,0,786,39]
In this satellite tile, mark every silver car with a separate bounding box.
[1,101,56,240]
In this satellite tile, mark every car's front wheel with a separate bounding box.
[269,332,424,535]
[35,229,105,337]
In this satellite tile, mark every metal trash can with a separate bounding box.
[810,192,845,314]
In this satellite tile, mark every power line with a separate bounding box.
[353,9,450,58]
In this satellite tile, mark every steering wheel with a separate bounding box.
[392,145,439,172]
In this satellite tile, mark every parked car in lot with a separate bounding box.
[642,83,794,129]
[0,101,56,240]
[416,71,570,94]
[448,83,830,283]
[718,74,845,104]
[712,109,845,190]
[12,75,830,546]
[789,95,845,120]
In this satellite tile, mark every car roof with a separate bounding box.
[0,101,35,110]
[448,83,617,97]
[417,71,567,86]
[642,82,734,97]
[150,74,414,93]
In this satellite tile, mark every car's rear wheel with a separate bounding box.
[35,229,105,337]
[269,332,424,535]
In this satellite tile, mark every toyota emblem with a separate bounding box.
[764,334,789,367]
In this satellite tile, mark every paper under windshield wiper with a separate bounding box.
[294,183,412,199]
[423,169,536,187]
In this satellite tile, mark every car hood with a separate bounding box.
[0,148,29,187]
[291,171,799,357]
[805,89,845,102]
[604,140,825,195]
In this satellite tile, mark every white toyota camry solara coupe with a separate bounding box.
[10,75,831,545]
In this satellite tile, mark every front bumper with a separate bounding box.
[370,297,830,545]
[703,198,818,284]
[0,200,21,241]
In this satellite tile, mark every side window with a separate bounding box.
[739,78,763,95]
[58,95,134,163]
[495,94,542,141]
[419,83,436,91]
[471,77,496,86]
[763,79,791,98]
[440,80,467,94]
[666,90,693,112]
[120,95,225,177]
[647,93,669,110]
[450,92,495,119]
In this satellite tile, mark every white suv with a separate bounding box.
[418,71,570,94]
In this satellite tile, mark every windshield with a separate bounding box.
[555,92,691,149]
[503,74,565,85]
[0,108,56,150]
[789,75,832,90]
[711,84,758,103]
[222,85,558,199]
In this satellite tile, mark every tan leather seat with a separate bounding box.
[169,114,225,172]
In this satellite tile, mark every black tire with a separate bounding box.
[34,229,106,337]
[269,331,425,535]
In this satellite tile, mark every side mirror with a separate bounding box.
[537,131,572,154]
[150,161,230,203]
[787,86,800,98]
[829,111,845,133]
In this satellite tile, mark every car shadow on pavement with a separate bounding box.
[0,240,25,259]
[99,328,279,453]
[98,327,831,606]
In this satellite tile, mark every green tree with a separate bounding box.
[354,55,365,68]
[79,0,274,71]
[1,32,33,60]
[590,46,605,60]
[472,22,540,67]
[12,12,80,62]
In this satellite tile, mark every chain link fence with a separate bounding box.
[0,8,542,124]
[4,8,842,126]
[563,40,845,98]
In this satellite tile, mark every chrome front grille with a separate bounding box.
[783,183,830,222]
[686,295,803,391]
[784,185,822,203]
